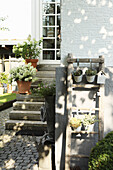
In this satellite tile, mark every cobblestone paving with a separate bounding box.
[0,108,39,170]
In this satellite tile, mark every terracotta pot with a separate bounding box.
[17,80,31,94]
[25,59,38,68]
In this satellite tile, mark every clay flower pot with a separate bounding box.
[25,59,38,69]
[17,80,31,94]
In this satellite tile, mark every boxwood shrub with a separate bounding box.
[88,131,113,170]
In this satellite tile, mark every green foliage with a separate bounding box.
[0,72,8,86]
[13,35,43,59]
[88,131,113,170]
[31,82,56,97]
[73,69,82,76]
[85,68,97,76]
[82,114,98,126]
[9,63,37,83]
[0,93,16,104]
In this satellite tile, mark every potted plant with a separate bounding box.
[85,68,97,83]
[31,82,56,144]
[9,63,37,94]
[0,72,8,94]
[82,114,98,132]
[69,117,82,131]
[73,69,83,83]
[12,35,43,68]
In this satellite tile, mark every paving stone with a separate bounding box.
[0,107,40,169]
[17,160,24,163]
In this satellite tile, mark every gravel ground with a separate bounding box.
[0,107,39,170]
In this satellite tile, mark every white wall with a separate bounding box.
[0,0,31,44]
[61,0,113,67]
[61,0,113,135]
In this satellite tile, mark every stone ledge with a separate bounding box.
[0,99,16,111]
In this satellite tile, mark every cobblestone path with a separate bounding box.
[0,108,39,170]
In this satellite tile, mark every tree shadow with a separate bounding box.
[0,131,39,170]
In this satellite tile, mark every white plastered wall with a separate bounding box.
[61,0,113,67]
[61,0,113,135]
[0,0,31,44]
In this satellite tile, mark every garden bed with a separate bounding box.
[0,93,16,111]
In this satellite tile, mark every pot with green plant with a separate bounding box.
[13,35,43,68]
[85,68,97,83]
[73,69,83,83]
[9,63,37,94]
[69,117,82,132]
[82,113,98,132]
[0,72,8,94]
[32,82,56,144]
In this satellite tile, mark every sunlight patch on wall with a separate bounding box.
[81,36,88,41]
[108,1,113,8]
[74,18,81,24]
[109,17,113,24]
[98,48,109,54]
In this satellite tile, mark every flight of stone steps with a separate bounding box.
[5,64,59,135]
[31,64,58,88]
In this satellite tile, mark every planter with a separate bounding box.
[17,80,31,94]
[74,75,82,83]
[86,75,95,83]
[86,124,94,132]
[45,95,55,143]
[25,59,38,68]
[71,125,81,132]
[83,124,94,132]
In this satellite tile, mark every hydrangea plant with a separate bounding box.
[9,63,37,83]
[13,35,43,59]
[82,114,98,126]
[69,117,81,129]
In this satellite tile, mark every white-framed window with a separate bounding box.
[41,0,61,63]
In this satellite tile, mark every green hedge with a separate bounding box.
[88,131,113,170]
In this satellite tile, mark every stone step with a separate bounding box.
[5,120,47,135]
[16,94,45,102]
[13,101,44,111]
[31,77,55,87]
[36,71,55,78]
[9,110,41,121]
[38,64,59,71]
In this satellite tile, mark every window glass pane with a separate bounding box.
[57,37,60,49]
[56,50,61,60]
[43,4,55,14]
[43,39,55,49]
[57,4,60,14]
[43,16,55,26]
[43,51,55,60]
[57,27,60,38]
[43,27,55,37]
[57,15,60,26]
[43,0,55,2]
[43,0,60,2]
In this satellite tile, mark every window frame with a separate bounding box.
[40,0,61,64]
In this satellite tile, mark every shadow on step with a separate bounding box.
[15,129,47,136]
